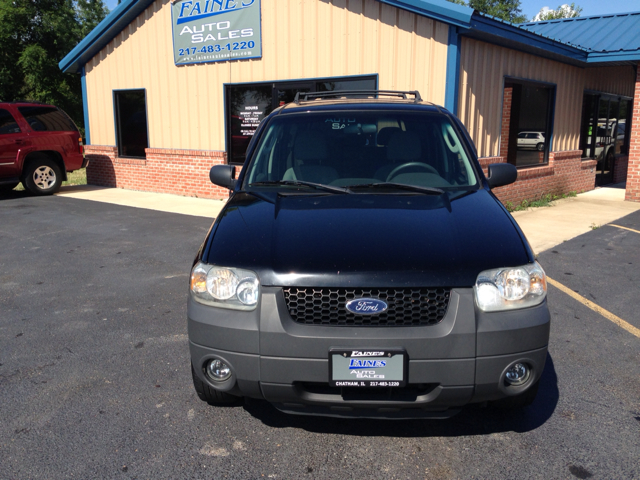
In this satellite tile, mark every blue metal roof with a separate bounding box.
[520,12,640,62]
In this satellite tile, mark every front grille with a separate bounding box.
[283,287,451,326]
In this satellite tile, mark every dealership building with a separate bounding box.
[59,0,640,204]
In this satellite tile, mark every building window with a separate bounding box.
[579,93,632,186]
[114,90,149,158]
[225,75,377,164]
[501,79,555,168]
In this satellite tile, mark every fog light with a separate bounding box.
[505,363,530,386]
[205,359,231,382]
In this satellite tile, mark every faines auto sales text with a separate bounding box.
[176,0,256,44]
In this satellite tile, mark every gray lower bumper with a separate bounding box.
[188,287,550,417]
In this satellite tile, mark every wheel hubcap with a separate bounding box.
[33,166,56,190]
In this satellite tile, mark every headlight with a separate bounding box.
[190,262,260,310]
[474,261,547,312]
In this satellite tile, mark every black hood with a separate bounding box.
[203,190,532,288]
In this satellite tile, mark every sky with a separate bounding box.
[518,0,639,20]
[103,0,640,21]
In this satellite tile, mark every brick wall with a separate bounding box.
[499,88,512,159]
[480,151,597,206]
[85,146,230,199]
[85,145,598,204]
[626,63,640,202]
[614,155,629,184]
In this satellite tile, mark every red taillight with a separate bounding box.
[79,137,84,157]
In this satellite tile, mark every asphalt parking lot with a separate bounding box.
[1,192,639,479]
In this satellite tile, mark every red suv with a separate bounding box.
[0,101,86,195]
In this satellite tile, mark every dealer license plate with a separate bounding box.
[329,348,406,387]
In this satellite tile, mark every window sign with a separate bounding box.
[171,0,262,66]
[225,76,377,164]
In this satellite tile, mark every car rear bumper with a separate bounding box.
[188,287,550,418]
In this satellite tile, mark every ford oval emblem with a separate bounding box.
[345,298,388,315]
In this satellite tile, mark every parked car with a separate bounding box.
[189,90,550,419]
[517,131,545,151]
[593,118,627,161]
[0,101,86,195]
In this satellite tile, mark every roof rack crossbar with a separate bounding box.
[294,90,423,104]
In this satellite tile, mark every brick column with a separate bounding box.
[499,87,512,158]
[625,64,640,202]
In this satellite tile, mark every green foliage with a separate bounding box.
[0,0,109,135]
[505,191,577,212]
[446,0,468,5]
[466,0,528,23]
[534,3,582,21]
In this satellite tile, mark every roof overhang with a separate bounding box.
[586,52,640,65]
[375,0,473,28]
[461,14,589,67]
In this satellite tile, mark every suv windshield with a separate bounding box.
[244,111,478,191]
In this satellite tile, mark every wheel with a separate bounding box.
[489,379,540,409]
[536,142,544,152]
[191,363,242,405]
[22,155,62,196]
[0,182,19,194]
[386,162,439,181]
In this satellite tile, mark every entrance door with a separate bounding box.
[595,99,617,186]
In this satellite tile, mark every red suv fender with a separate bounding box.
[17,148,69,181]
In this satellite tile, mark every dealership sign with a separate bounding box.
[171,0,261,65]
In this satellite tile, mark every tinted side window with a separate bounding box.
[17,106,77,132]
[0,109,21,134]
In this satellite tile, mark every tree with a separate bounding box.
[447,0,528,23]
[0,0,109,134]
[533,3,582,21]
[468,0,528,23]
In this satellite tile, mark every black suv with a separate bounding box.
[189,91,550,419]
[0,101,86,195]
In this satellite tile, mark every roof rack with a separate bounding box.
[294,90,423,104]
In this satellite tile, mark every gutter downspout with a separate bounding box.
[445,26,461,115]
[81,66,90,145]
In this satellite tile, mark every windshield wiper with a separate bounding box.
[346,182,445,195]
[248,180,351,194]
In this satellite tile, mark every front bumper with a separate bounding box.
[188,287,550,418]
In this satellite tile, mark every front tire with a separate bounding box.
[536,142,544,152]
[191,363,242,405]
[22,155,62,196]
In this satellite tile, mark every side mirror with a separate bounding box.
[487,163,517,189]
[209,165,236,189]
